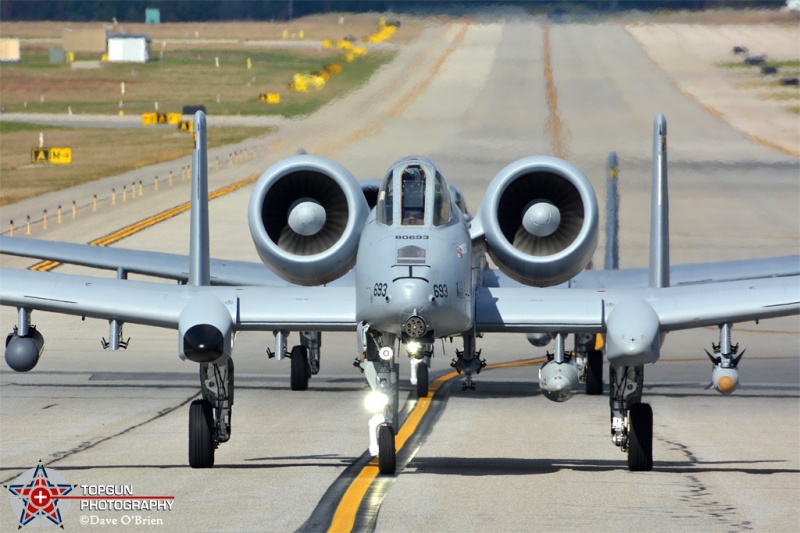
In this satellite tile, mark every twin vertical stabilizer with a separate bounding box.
[189,111,210,287]
[648,114,670,289]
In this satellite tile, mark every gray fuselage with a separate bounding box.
[355,157,473,340]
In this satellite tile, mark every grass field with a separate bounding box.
[0,47,396,118]
[714,59,800,114]
[0,15,406,205]
[0,121,273,205]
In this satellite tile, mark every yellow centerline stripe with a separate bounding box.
[28,176,258,272]
[328,357,544,533]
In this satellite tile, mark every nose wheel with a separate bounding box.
[415,360,429,398]
[377,424,396,475]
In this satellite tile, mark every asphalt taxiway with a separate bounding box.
[1,17,798,532]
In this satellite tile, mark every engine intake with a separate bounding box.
[179,294,233,364]
[248,155,369,285]
[479,157,598,286]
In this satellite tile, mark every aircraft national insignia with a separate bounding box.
[6,461,75,529]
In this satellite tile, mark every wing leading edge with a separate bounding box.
[476,276,800,334]
[0,268,357,331]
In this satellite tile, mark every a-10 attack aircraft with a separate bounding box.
[1,112,798,474]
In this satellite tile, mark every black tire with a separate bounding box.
[290,345,310,391]
[627,402,653,471]
[585,349,603,395]
[189,399,215,468]
[416,362,429,398]
[378,424,396,475]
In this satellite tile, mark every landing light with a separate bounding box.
[406,341,421,355]
[364,390,389,413]
[379,346,394,361]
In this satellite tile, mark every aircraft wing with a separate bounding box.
[476,276,800,333]
[482,256,800,289]
[0,268,356,331]
[0,236,289,287]
[569,256,800,289]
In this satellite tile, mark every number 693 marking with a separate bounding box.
[373,283,388,297]
[433,284,448,298]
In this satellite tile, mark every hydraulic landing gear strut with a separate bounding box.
[360,326,399,475]
[189,358,234,469]
[408,343,432,398]
[609,364,652,471]
[268,330,321,391]
[574,333,603,395]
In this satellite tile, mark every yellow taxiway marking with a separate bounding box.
[29,176,258,272]
[328,357,544,533]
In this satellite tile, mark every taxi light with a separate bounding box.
[379,346,394,361]
[364,391,389,413]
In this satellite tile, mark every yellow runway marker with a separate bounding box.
[328,357,544,533]
[28,176,258,272]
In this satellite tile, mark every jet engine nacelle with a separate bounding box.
[178,294,234,364]
[480,157,599,287]
[248,155,369,286]
[5,327,44,372]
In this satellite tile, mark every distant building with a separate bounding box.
[0,39,21,63]
[107,34,150,63]
[63,28,107,54]
[145,8,161,24]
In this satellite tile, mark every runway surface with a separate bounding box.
[1,18,798,532]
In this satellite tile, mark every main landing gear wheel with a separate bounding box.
[627,402,653,471]
[416,362,429,398]
[290,345,310,391]
[378,424,397,475]
[585,349,603,395]
[188,399,215,468]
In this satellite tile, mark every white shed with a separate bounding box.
[107,34,150,63]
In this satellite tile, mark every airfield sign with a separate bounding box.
[31,147,72,164]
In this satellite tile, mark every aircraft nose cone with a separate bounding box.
[398,279,431,305]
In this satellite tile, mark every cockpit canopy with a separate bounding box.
[376,157,453,227]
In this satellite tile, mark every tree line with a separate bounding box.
[0,0,787,22]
